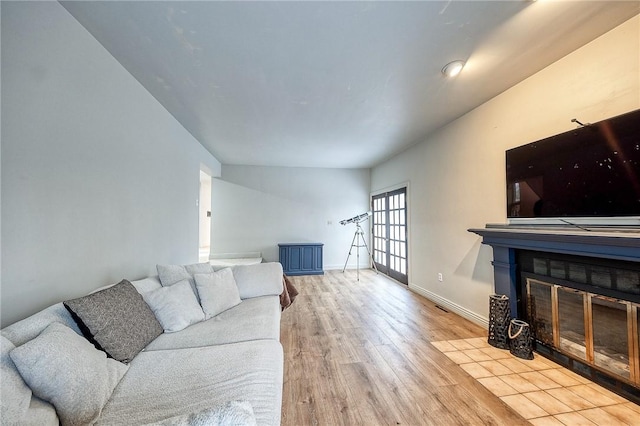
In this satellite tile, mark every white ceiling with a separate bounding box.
[60,1,639,169]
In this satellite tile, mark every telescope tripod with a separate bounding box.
[342,223,378,281]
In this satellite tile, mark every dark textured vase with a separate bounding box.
[488,294,510,349]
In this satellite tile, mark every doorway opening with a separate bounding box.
[199,169,212,262]
[372,187,408,284]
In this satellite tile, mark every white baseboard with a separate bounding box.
[408,284,489,328]
[324,264,344,271]
[324,264,371,271]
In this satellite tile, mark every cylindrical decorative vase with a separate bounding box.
[487,294,510,349]
[508,319,534,360]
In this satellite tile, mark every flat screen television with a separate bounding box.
[506,109,640,220]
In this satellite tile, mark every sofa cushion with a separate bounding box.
[64,280,163,363]
[194,269,242,320]
[144,296,281,351]
[232,262,284,299]
[1,335,32,421]
[0,338,57,425]
[130,276,162,293]
[97,340,283,426]
[1,302,81,347]
[141,280,205,333]
[9,322,128,426]
[22,398,59,426]
[146,400,256,426]
[156,263,213,298]
[89,276,163,295]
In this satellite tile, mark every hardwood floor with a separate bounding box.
[280,269,530,426]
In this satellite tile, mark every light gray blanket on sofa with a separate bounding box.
[98,340,283,425]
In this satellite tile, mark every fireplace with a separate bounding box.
[469,225,640,403]
[520,250,639,394]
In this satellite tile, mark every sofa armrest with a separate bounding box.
[232,263,284,299]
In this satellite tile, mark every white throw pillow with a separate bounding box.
[142,280,205,332]
[9,322,128,426]
[156,263,214,300]
[194,269,242,320]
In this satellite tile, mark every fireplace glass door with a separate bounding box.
[525,277,638,387]
[637,311,640,380]
[591,296,630,380]
[527,279,553,346]
[557,287,587,361]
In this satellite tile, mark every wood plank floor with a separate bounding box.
[280,269,531,426]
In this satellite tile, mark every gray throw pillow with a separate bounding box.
[64,280,163,363]
[141,280,205,332]
[194,269,242,320]
[9,322,128,426]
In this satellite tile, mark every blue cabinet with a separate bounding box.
[278,243,324,276]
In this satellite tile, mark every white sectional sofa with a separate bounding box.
[1,262,285,425]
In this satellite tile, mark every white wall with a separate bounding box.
[371,15,640,325]
[213,166,371,269]
[1,2,221,327]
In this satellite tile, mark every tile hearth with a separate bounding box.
[432,337,639,425]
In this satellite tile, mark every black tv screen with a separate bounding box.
[506,109,640,218]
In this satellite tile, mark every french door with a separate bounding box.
[372,188,408,284]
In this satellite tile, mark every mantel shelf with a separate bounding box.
[469,224,640,262]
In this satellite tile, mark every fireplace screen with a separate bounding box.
[528,280,553,346]
[592,296,630,380]
[557,287,586,362]
[525,278,639,387]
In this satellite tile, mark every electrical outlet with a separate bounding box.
[438,273,443,282]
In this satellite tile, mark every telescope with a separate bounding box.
[339,211,372,226]
[339,211,378,281]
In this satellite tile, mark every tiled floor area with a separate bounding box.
[432,337,639,425]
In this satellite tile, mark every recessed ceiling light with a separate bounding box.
[442,60,465,78]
